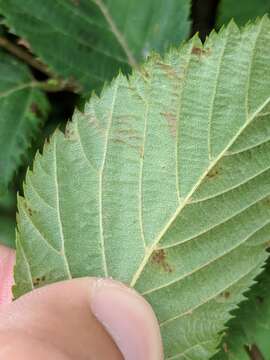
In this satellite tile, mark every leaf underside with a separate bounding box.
[0,0,190,94]
[0,51,49,194]
[14,18,270,359]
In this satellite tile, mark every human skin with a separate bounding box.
[0,245,163,359]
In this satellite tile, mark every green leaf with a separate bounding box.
[213,260,270,360]
[14,18,270,359]
[217,0,270,27]
[0,0,190,93]
[0,215,15,248]
[0,51,49,194]
[0,188,16,211]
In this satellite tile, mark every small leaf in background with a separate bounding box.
[0,51,49,194]
[214,258,270,359]
[14,17,270,359]
[0,0,191,93]
[217,0,270,27]
[0,216,15,248]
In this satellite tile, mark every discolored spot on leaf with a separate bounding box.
[217,290,231,303]
[33,275,46,287]
[160,111,177,137]
[206,166,220,179]
[30,103,43,118]
[223,291,230,299]
[262,196,270,206]
[191,46,211,57]
[65,124,78,141]
[156,61,179,79]
[25,203,36,217]
[151,249,173,273]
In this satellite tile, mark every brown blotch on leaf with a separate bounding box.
[65,126,76,139]
[33,279,39,286]
[30,103,42,118]
[33,275,46,287]
[160,111,177,137]
[192,47,211,57]
[25,204,35,217]
[244,344,265,360]
[71,0,80,6]
[206,167,219,179]
[151,249,173,273]
[156,61,179,79]
[263,196,270,206]
[218,291,230,300]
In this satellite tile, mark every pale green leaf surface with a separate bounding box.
[213,261,270,360]
[0,0,190,93]
[217,0,270,27]
[14,18,270,359]
[0,51,49,194]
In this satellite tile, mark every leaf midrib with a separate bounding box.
[130,94,270,288]
[93,0,138,69]
[99,79,119,277]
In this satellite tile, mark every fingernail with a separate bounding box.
[90,278,163,360]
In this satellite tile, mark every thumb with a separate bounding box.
[0,278,163,359]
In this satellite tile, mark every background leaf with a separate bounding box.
[217,0,270,27]
[0,51,49,194]
[0,0,191,94]
[213,258,270,359]
[0,216,15,248]
[14,18,270,359]
[0,189,16,248]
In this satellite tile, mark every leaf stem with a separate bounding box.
[94,0,139,70]
[32,79,79,93]
[0,36,80,93]
[0,36,51,76]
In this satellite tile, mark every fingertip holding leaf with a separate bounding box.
[0,245,15,306]
[13,17,270,359]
